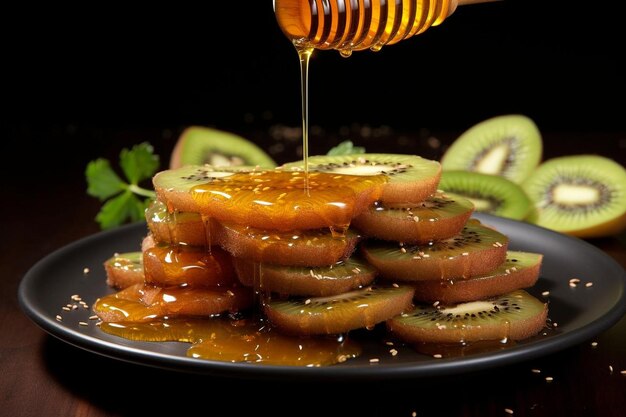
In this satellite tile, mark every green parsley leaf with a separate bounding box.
[326,140,366,156]
[86,142,159,230]
[86,158,125,201]
[95,191,147,230]
[120,142,160,185]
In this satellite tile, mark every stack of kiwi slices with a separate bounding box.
[95,153,549,364]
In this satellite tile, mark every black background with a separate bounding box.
[5,0,625,173]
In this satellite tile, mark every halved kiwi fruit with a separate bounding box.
[412,251,542,303]
[233,256,377,296]
[104,252,144,289]
[170,126,276,169]
[522,155,626,238]
[362,219,509,281]
[215,222,361,267]
[143,245,237,288]
[438,171,532,220]
[387,290,548,344]
[351,192,474,244]
[441,114,542,184]
[282,154,442,204]
[153,164,255,213]
[265,285,415,335]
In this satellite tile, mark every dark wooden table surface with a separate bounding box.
[2,126,625,417]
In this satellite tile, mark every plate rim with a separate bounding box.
[18,214,626,380]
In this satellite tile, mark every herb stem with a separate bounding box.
[127,184,157,199]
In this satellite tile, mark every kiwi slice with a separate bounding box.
[412,251,542,304]
[233,256,377,296]
[215,222,361,267]
[388,290,548,344]
[361,219,509,281]
[438,171,532,220]
[282,153,442,204]
[94,283,254,323]
[146,199,216,246]
[441,114,542,183]
[352,192,475,244]
[170,126,276,169]
[153,164,255,213]
[104,252,145,289]
[265,285,415,335]
[143,245,237,288]
[522,155,626,238]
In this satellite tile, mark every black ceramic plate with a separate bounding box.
[18,213,626,380]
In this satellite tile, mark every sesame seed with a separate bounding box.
[226,290,235,297]
[504,408,514,415]
[620,370,626,375]
[585,282,593,288]
[609,365,614,374]
[531,369,541,373]
[389,349,398,356]
[542,291,550,297]
[569,282,577,288]
[433,301,440,307]
[570,278,581,284]
[305,299,311,305]
[79,321,88,326]
[385,341,394,346]
[71,305,78,310]
[71,294,81,301]
[337,355,347,363]
[369,358,380,363]
[433,354,442,359]
[591,342,598,347]
[461,252,469,256]
[62,306,70,311]
[400,247,407,253]
[392,283,399,288]
[412,412,417,417]
[552,322,558,328]
[83,267,90,274]
[89,315,98,320]
[55,315,62,321]
[545,376,554,382]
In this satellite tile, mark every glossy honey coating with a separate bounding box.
[100,317,361,366]
[191,170,387,231]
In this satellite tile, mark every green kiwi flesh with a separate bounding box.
[233,256,377,296]
[351,192,475,243]
[361,219,509,281]
[388,290,548,343]
[412,251,543,303]
[522,155,626,237]
[439,171,532,220]
[441,114,542,183]
[265,285,415,335]
[282,153,442,204]
[170,126,276,169]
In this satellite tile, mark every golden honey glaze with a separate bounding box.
[190,170,387,232]
[100,317,361,366]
